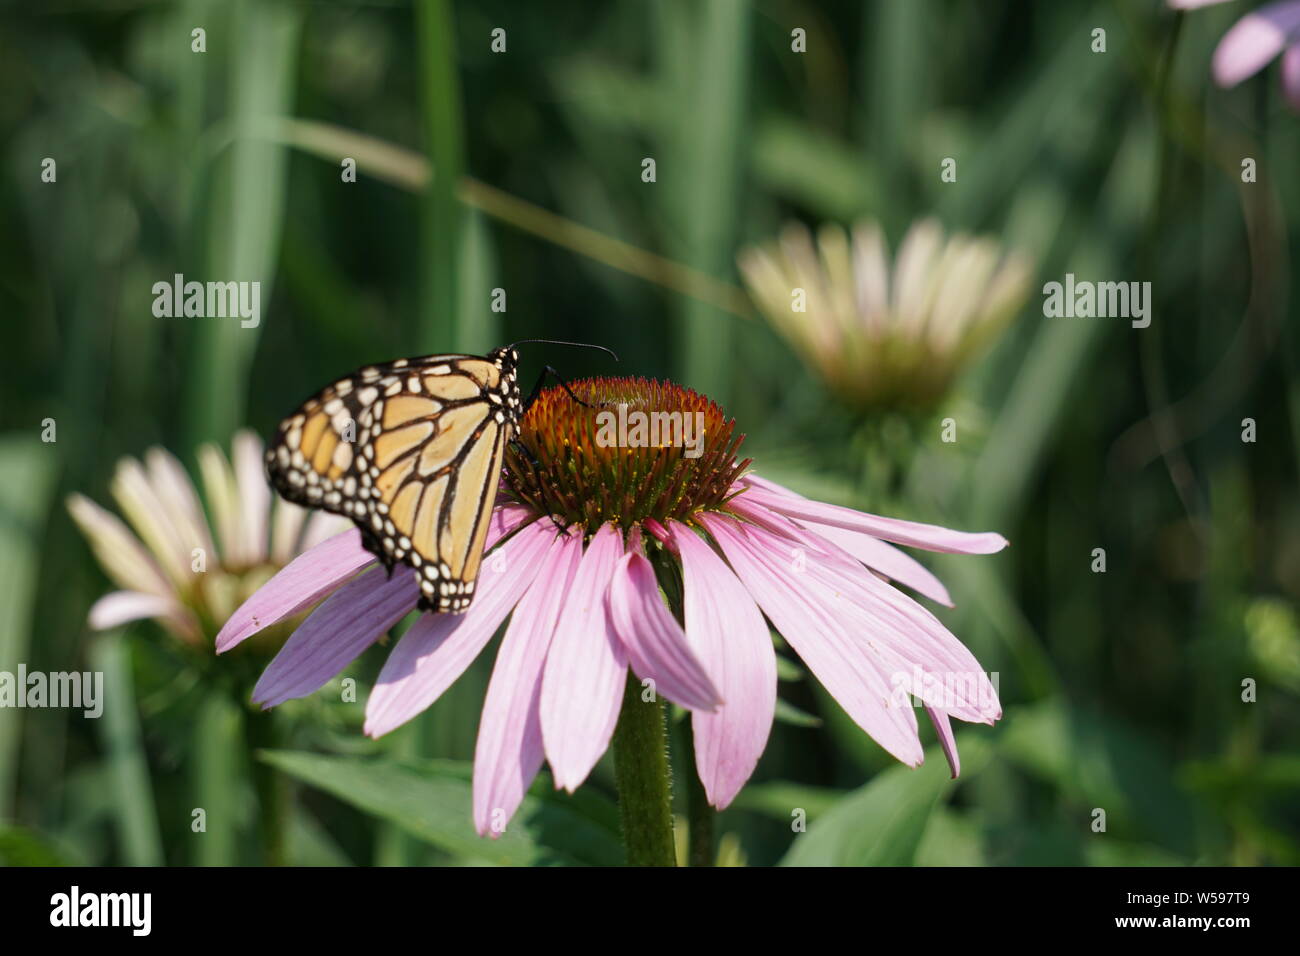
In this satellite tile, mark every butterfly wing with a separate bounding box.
[266,352,519,612]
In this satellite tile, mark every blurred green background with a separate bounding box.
[1,0,1297,866]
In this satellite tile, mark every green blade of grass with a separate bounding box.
[662,0,752,401]
[88,631,164,866]
[184,0,301,449]
[0,436,58,820]
[192,691,243,866]
[415,0,465,351]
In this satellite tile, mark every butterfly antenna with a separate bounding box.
[507,339,619,363]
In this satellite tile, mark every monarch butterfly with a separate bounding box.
[265,340,613,613]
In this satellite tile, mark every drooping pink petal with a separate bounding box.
[540,522,628,792]
[363,520,558,738]
[804,520,954,606]
[253,565,418,707]
[733,499,1000,723]
[88,591,180,629]
[1283,43,1300,109]
[736,476,953,601]
[485,503,538,543]
[473,531,583,837]
[1167,0,1235,9]
[88,590,199,641]
[1212,2,1300,87]
[608,551,722,712]
[699,513,924,767]
[671,521,777,809]
[731,489,954,605]
[216,529,375,653]
[738,475,1008,554]
[927,706,961,778]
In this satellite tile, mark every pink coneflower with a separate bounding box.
[218,378,1005,838]
[69,429,346,646]
[1171,0,1300,111]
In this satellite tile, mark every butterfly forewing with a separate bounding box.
[266,349,521,613]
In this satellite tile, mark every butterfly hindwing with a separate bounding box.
[266,349,521,613]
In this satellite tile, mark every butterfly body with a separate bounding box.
[267,346,522,613]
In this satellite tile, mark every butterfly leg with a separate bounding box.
[507,438,572,535]
[521,365,611,418]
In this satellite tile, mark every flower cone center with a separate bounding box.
[504,377,749,534]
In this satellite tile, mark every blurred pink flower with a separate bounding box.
[219,379,1006,836]
[69,430,345,646]
[1171,0,1300,110]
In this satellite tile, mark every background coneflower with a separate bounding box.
[738,218,1033,413]
[69,430,346,649]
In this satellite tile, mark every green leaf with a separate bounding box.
[732,782,843,821]
[773,697,822,728]
[260,751,622,866]
[780,737,989,866]
[1000,702,1197,856]
[915,807,985,866]
[0,824,79,866]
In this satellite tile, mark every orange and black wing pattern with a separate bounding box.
[266,347,522,612]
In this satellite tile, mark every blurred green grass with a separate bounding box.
[0,0,1296,866]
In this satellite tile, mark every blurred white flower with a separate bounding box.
[68,430,347,646]
[739,218,1033,412]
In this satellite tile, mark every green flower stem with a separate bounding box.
[612,674,677,866]
[681,719,715,867]
[246,708,291,867]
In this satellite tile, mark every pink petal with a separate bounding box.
[671,522,777,809]
[733,499,1000,723]
[1168,0,1236,9]
[1213,2,1300,87]
[1283,43,1300,109]
[363,520,558,738]
[699,513,924,767]
[738,475,1008,554]
[927,706,961,778]
[807,522,953,605]
[88,591,179,629]
[539,523,628,792]
[218,507,538,655]
[252,565,418,707]
[472,531,583,837]
[215,529,375,653]
[608,551,722,712]
[737,480,953,604]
